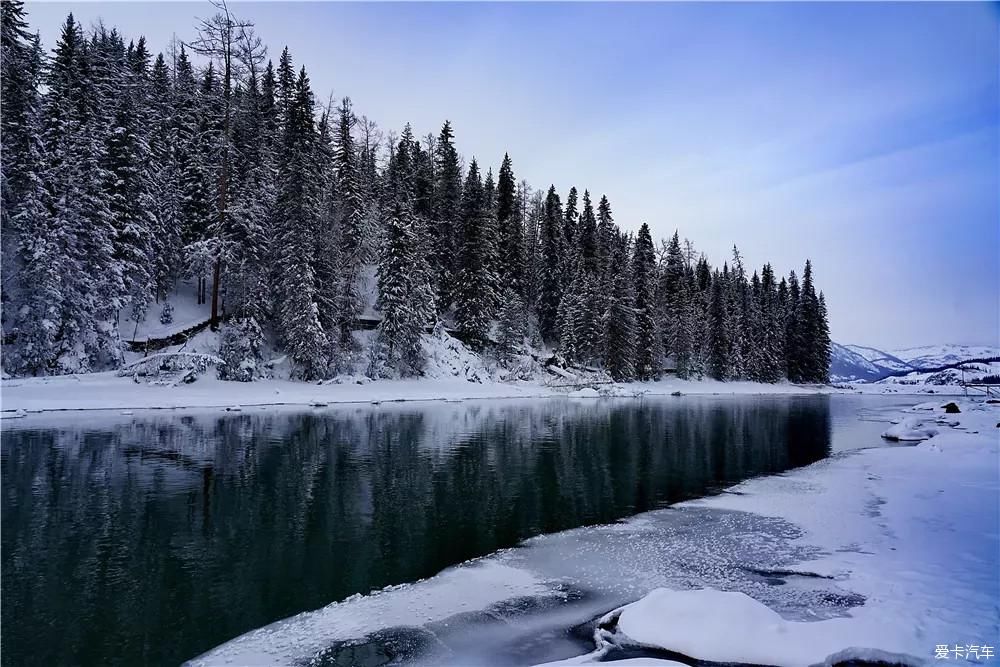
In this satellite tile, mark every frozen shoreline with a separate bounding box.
[0,370,964,415]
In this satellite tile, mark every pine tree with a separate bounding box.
[536,186,564,342]
[726,248,749,380]
[1,0,45,336]
[104,37,157,323]
[795,259,825,383]
[816,292,832,383]
[372,128,435,377]
[432,120,463,309]
[273,67,329,379]
[745,271,766,382]
[632,223,659,380]
[691,255,713,377]
[596,194,614,278]
[603,232,635,381]
[561,185,578,291]
[454,159,495,346]
[658,230,685,370]
[496,287,526,363]
[331,97,365,345]
[578,190,597,270]
[785,270,802,382]
[522,186,543,326]
[708,270,729,380]
[495,153,524,297]
[2,5,58,375]
[147,53,182,307]
[37,15,123,373]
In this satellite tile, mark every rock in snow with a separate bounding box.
[881,418,939,441]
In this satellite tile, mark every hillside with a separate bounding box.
[831,341,1000,385]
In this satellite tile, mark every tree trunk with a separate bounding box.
[210,259,221,329]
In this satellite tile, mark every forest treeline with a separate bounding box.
[0,2,831,383]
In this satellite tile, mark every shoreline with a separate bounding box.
[0,371,966,417]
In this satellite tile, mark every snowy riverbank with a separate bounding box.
[187,398,998,667]
[0,370,966,415]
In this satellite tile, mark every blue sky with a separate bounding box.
[26,2,999,349]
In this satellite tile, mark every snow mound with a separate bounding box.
[605,588,921,667]
[567,387,601,398]
[420,328,498,384]
[881,418,939,441]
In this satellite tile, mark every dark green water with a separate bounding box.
[1,395,849,667]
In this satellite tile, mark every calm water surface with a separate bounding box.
[0,394,912,666]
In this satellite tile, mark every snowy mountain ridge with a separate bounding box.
[831,341,1000,384]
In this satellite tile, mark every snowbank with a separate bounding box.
[881,417,939,441]
[602,588,921,666]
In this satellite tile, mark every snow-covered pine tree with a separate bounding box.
[482,167,501,315]
[454,159,495,347]
[558,257,584,362]
[757,263,784,382]
[577,269,604,365]
[225,63,275,327]
[331,97,365,346]
[146,53,183,308]
[784,270,802,382]
[273,66,329,379]
[371,129,436,377]
[708,269,729,380]
[603,231,636,381]
[496,153,525,298]
[34,15,123,373]
[563,186,578,251]
[538,186,563,342]
[595,194,614,279]
[1,0,45,338]
[690,255,713,378]
[632,223,659,380]
[816,292,832,383]
[726,248,750,380]
[218,316,266,381]
[276,46,294,132]
[578,190,597,272]
[658,230,685,372]
[672,270,696,379]
[176,52,217,305]
[311,107,344,360]
[745,271,766,382]
[104,34,157,323]
[521,186,543,329]
[560,186,579,293]
[495,287,526,364]
[795,259,824,383]
[431,120,463,310]
[776,275,789,378]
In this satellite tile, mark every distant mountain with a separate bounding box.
[830,343,1000,384]
[892,345,1000,368]
[830,343,895,382]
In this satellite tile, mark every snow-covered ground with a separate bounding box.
[0,371,839,414]
[188,399,999,667]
